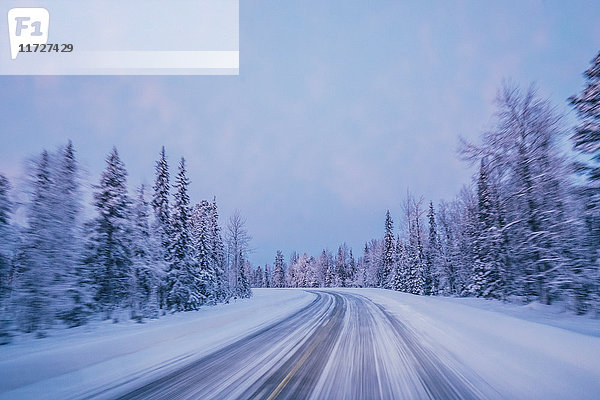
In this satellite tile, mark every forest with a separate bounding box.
[250,53,600,316]
[1,51,599,341]
[0,145,252,340]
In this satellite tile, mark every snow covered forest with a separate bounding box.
[250,54,600,316]
[0,145,252,340]
[1,52,600,341]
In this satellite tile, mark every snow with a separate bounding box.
[338,288,600,400]
[1,288,599,400]
[0,289,315,400]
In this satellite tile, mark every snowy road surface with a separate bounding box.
[116,291,491,400]
[1,288,599,399]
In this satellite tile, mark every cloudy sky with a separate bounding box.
[1,0,600,266]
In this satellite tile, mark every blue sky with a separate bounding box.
[1,0,600,266]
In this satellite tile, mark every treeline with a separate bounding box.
[0,146,252,339]
[252,53,600,315]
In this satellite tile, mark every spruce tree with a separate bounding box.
[130,185,161,320]
[55,142,88,327]
[209,198,228,301]
[335,245,348,287]
[254,265,263,288]
[471,161,506,299]
[152,146,171,254]
[322,250,333,288]
[263,264,270,287]
[392,236,407,291]
[88,147,133,320]
[190,201,217,304]
[166,157,202,311]
[0,175,14,302]
[17,151,54,332]
[272,250,285,288]
[570,51,600,190]
[470,160,491,297]
[0,174,15,340]
[424,201,440,295]
[347,249,356,287]
[381,210,395,288]
[570,51,600,311]
[235,255,252,298]
[152,147,171,309]
[360,243,369,288]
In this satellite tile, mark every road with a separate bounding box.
[115,291,492,400]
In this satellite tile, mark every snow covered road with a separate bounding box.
[1,288,598,399]
[116,291,492,400]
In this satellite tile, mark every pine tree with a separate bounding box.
[367,239,382,288]
[234,256,252,298]
[166,157,202,311]
[87,147,133,320]
[190,201,217,304]
[0,175,14,299]
[359,243,369,288]
[272,251,285,288]
[263,264,270,288]
[252,265,263,287]
[381,210,395,288]
[152,146,171,254]
[347,248,356,287]
[17,151,55,332]
[55,142,88,327]
[130,185,161,320]
[287,251,299,287]
[392,236,407,291]
[570,51,600,312]
[423,202,439,295]
[0,174,15,340]
[152,147,170,309]
[335,245,348,287]
[470,159,504,298]
[209,198,228,301]
[458,187,479,296]
[322,250,333,288]
[570,51,600,191]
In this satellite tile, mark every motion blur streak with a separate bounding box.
[114,291,496,400]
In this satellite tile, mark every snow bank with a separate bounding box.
[341,288,600,400]
[0,289,315,400]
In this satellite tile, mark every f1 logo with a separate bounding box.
[7,8,49,60]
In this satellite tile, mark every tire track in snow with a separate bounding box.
[116,290,492,400]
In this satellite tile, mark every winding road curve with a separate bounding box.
[116,291,491,400]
